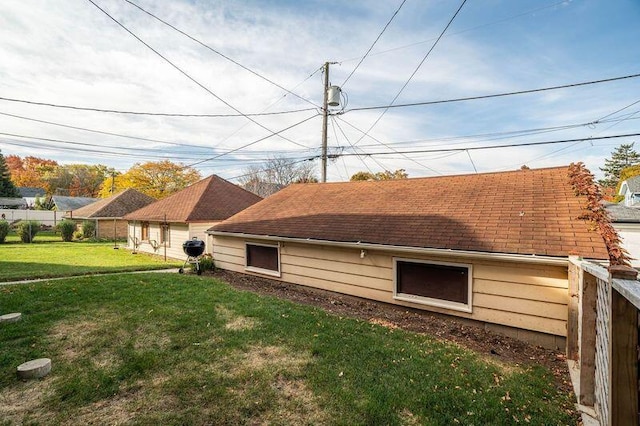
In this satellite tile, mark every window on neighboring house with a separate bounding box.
[141,222,150,241]
[160,223,170,244]
[245,243,280,276]
[394,258,472,313]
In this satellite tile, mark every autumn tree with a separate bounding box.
[599,142,640,188]
[350,169,408,181]
[6,155,58,189]
[99,160,201,199]
[239,156,317,197]
[0,150,20,198]
[42,164,112,197]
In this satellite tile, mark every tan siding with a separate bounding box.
[213,235,570,337]
[189,222,219,254]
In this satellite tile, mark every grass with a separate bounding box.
[0,274,578,425]
[0,237,180,282]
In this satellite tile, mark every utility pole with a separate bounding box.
[321,61,330,183]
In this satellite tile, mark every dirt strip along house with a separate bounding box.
[67,188,155,239]
[208,166,609,349]
[124,175,261,260]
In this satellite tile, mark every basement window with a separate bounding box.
[393,258,472,313]
[245,243,280,277]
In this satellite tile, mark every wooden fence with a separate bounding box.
[568,257,639,425]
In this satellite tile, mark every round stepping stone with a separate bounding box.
[17,358,51,379]
[0,313,21,323]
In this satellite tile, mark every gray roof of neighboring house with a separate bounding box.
[604,201,640,223]
[18,187,46,198]
[624,175,640,193]
[0,197,27,207]
[52,196,98,212]
[70,189,156,219]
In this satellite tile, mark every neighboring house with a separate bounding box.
[66,189,156,239]
[619,175,640,207]
[17,187,46,208]
[124,175,261,260]
[0,197,27,209]
[209,166,609,349]
[604,201,640,268]
[52,196,98,217]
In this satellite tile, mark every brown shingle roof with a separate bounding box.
[71,189,156,219]
[212,166,609,259]
[124,175,262,223]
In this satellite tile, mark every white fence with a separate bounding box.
[0,209,59,227]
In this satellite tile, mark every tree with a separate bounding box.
[239,156,317,197]
[350,169,408,181]
[0,150,20,198]
[599,143,640,188]
[42,164,112,197]
[99,160,201,199]
[6,155,58,189]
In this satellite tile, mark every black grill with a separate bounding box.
[183,239,205,257]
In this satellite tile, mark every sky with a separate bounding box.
[1,0,639,183]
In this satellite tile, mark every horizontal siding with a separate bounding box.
[212,235,569,336]
[189,222,218,254]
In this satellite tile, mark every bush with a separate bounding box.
[82,220,96,239]
[191,254,215,273]
[0,220,9,243]
[16,220,40,243]
[57,220,76,242]
[73,230,84,240]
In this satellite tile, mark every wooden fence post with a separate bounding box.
[609,266,639,426]
[579,271,597,407]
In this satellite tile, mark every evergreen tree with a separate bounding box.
[0,149,20,198]
[599,142,640,188]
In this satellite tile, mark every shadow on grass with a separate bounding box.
[0,261,178,283]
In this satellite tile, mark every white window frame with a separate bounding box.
[245,242,281,277]
[393,257,473,313]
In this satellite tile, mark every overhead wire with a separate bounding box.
[344,73,640,113]
[0,96,316,118]
[350,0,468,148]
[87,0,311,149]
[122,0,320,109]
[341,0,407,88]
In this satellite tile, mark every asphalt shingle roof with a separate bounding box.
[53,196,98,212]
[212,166,609,260]
[604,201,640,223]
[70,189,156,219]
[624,175,640,193]
[124,175,262,223]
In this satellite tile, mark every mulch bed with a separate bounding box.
[209,269,574,396]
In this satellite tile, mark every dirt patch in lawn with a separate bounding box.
[210,270,574,396]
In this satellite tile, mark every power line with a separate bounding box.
[341,0,407,87]
[334,132,640,157]
[0,96,316,118]
[338,1,568,63]
[187,114,319,167]
[351,0,468,147]
[87,0,311,149]
[345,73,640,113]
[122,0,320,109]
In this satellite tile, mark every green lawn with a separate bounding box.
[0,239,179,282]
[0,274,578,425]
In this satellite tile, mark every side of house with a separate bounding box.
[209,166,609,349]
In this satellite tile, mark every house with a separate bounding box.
[604,201,640,268]
[619,175,640,207]
[52,195,98,216]
[66,189,155,239]
[208,166,609,349]
[17,187,46,208]
[124,175,261,259]
[0,197,27,209]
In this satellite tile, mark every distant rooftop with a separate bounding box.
[604,201,640,223]
[18,187,46,198]
[52,196,98,212]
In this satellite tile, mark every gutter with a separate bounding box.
[208,231,574,266]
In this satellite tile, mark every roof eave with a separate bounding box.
[208,230,578,266]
